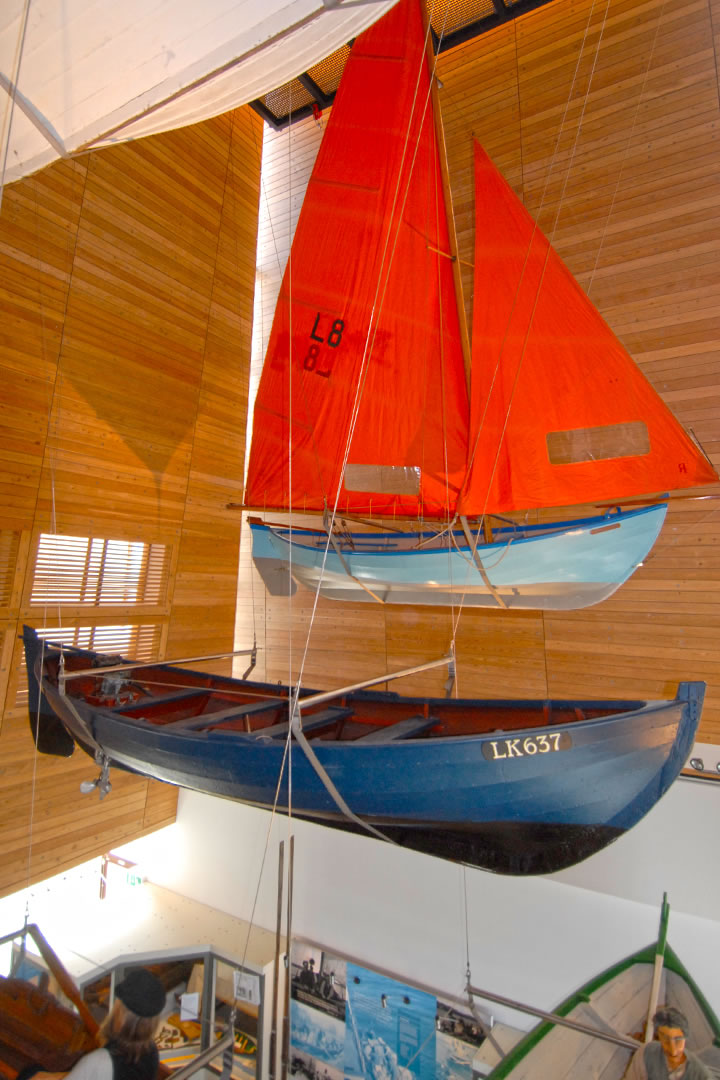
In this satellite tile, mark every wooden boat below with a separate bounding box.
[24,627,704,876]
[0,923,99,1080]
[484,901,720,1078]
[0,977,96,1078]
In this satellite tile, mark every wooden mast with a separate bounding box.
[421,8,472,390]
[420,6,491,542]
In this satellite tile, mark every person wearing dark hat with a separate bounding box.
[623,1006,712,1079]
[65,967,166,1080]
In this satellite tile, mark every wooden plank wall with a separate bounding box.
[0,106,263,899]
[237,0,720,738]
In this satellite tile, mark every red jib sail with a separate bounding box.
[459,143,717,515]
[244,0,469,519]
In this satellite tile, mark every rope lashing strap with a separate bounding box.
[290,710,396,845]
[324,525,387,604]
[459,516,508,609]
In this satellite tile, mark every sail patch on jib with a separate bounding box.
[546,421,650,465]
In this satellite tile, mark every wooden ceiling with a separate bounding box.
[251,0,557,128]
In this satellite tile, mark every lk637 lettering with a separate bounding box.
[481,731,572,761]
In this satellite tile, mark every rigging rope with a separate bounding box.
[585,0,669,297]
[24,107,84,896]
[449,0,616,643]
[294,0,461,674]
[272,13,459,839]
[0,0,32,216]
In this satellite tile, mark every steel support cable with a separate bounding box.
[585,0,668,298]
[21,33,86,896]
[294,0,460,701]
[0,0,32,214]
[450,0,612,642]
[293,3,450,690]
[221,95,300,1037]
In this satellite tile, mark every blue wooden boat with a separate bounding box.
[23,627,704,876]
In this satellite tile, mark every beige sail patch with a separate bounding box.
[547,422,650,465]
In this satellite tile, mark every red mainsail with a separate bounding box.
[459,143,717,515]
[244,0,469,519]
[246,1,717,521]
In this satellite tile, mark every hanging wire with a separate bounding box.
[449,0,615,641]
[428,2,463,667]
[232,731,295,993]
[585,0,668,298]
[0,0,32,215]
[284,83,295,837]
[25,161,73,896]
[292,0,461,693]
[246,101,299,680]
[462,864,471,988]
[225,110,260,667]
[0,6,32,741]
[227,90,303,1041]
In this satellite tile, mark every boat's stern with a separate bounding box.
[248,519,297,596]
[22,625,75,757]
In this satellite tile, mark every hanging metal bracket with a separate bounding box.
[242,640,258,679]
[80,752,112,799]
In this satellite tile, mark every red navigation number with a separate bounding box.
[303,312,345,377]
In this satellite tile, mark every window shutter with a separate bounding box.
[31,534,171,606]
[0,530,20,607]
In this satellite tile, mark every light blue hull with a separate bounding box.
[249,504,668,610]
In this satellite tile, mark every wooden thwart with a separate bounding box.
[358,715,440,743]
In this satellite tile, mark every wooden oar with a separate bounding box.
[466,982,639,1050]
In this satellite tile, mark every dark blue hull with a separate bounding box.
[23,627,703,875]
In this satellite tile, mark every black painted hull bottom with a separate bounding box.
[290,813,624,876]
[82,751,623,875]
[50,732,621,874]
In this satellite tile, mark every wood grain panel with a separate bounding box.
[166,108,263,664]
[0,104,262,899]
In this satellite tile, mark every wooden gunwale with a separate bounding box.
[50,649,649,740]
